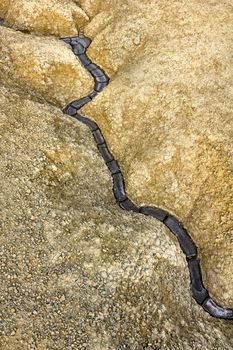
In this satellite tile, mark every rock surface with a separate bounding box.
[83,0,233,306]
[0,0,89,36]
[0,0,233,349]
[1,80,233,350]
[0,26,93,107]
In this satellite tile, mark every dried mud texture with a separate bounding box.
[0,0,233,349]
[1,85,233,350]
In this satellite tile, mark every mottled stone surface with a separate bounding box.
[1,84,233,350]
[0,0,233,349]
[83,0,233,306]
[0,26,93,107]
[0,0,89,36]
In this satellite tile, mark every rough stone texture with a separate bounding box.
[1,83,233,350]
[83,0,233,306]
[1,0,233,349]
[0,0,89,36]
[0,26,92,107]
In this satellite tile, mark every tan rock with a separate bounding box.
[0,0,10,18]
[83,0,233,305]
[0,25,92,106]
[0,0,233,348]
[0,0,89,36]
[1,84,233,349]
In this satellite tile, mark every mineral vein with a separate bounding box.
[61,33,233,320]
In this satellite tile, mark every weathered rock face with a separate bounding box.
[0,0,233,349]
[0,26,93,107]
[0,0,89,36]
[1,81,233,350]
[83,0,233,306]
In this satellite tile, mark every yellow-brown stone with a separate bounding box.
[0,26,92,106]
[82,0,233,305]
[1,81,233,350]
[0,0,89,36]
[1,0,233,348]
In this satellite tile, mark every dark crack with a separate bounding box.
[61,32,233,321]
